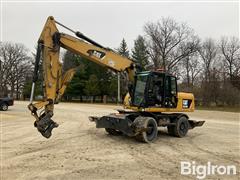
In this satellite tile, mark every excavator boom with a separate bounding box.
[28,16,135,138]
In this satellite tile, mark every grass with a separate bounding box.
[196,106,240,113]
[20,100,239,113]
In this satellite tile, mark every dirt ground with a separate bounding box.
[1,101,239,180]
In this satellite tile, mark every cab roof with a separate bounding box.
[136,70,173,77]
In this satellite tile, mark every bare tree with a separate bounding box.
[197,38,219,105]
[180,53,202,91]
[0,42,32,99]
[220,36,240,79]
[144,17,199,71]
[198,38,218,81]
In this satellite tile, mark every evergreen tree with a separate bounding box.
[117,38,129,58]
[132,35,149,70]
[63,52,87,100]
[65,70,86,100]
[117,38,130,100]
[23,78,43,99]
[109,75,118,102]
[62,50,114,102]
[84,74,100,102]
[81,56,113,100]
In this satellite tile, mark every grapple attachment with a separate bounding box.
[34,113,59,138]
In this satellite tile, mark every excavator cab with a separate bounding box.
[132,71,178,108]
[92,70,204,143]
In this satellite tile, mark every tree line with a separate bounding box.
[0,17,239,107]
[0,42,32,99]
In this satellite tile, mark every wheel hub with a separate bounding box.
[146,125,154,135]
[2,105,7,110]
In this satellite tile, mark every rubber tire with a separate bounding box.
[1,103,8,111]
[135,117,158,143]
[168,116,189,138]
[105,128,123,136]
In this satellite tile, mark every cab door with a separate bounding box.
[164,75,178,108]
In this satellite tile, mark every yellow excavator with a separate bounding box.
[28,16,204,142]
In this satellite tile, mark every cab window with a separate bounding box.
[170,76,177,96]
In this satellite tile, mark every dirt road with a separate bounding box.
[1,101,239,180]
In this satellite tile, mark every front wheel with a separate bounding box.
[135,117,158,143]
[168,116,189,137]
[1,103,8,111]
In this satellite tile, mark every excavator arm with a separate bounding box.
[28,16,135,138]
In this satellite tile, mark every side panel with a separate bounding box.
[96,114,136,136]
[125,92,195,112]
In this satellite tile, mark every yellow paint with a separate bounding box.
[124,92,195,112]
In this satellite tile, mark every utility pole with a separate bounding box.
[117,72,121,104]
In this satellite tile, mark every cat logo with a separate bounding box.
[87,50,106,60]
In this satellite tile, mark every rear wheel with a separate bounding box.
[105,128,123,136]
[135,117,158,143]
[168,116,189,137]
[1,103,8,111]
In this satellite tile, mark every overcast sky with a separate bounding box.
[1,1,239,53]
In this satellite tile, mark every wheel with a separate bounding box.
[105,128,123,136]
[135,117,158,143]
[168,116,189,137]
[1,103,8,111]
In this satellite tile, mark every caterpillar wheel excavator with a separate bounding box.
[28,16,204,143]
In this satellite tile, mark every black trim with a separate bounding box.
[32,42,43,83]
[52,32,61,48]
[75,31,105,49]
